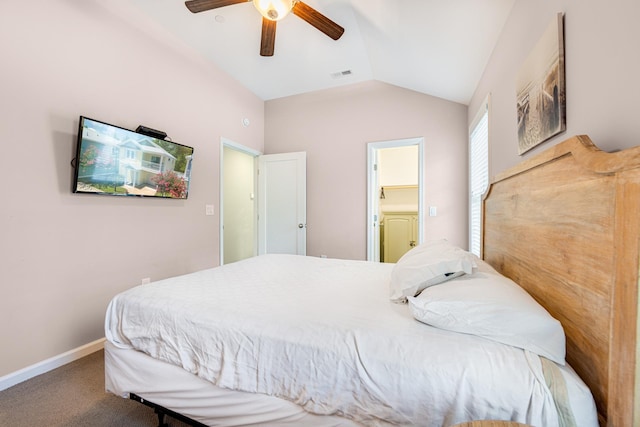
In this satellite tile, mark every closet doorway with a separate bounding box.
[366,138,424,262]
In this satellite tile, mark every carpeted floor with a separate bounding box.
[0,350,191,427]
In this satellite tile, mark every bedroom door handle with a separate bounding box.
[298,223,306,228]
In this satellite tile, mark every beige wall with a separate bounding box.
[265,81,469,260]
[11,0,634,383]
[0,0,264,377]
[470,0,640,418]
[379,146,419,187]
[469,0,640,176]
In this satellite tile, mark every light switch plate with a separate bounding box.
[205,204,215,216]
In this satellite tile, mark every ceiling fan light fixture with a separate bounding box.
[253,0,293,21]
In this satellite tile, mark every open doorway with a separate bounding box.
[220,139,260,265]
[220,139,307,265]
[367,138,424,262]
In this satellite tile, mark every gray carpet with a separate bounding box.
[0,350,192,427]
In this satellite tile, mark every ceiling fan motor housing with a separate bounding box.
[253,0,293,21]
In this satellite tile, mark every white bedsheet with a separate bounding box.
[105,254,595,427]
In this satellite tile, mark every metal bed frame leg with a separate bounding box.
[129,393,208,427]
[154,407,168,427]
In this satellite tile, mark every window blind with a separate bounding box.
[469,103,489,257]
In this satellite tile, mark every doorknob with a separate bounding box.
[298,223,306,228]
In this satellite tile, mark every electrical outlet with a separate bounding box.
[141,277,151,285]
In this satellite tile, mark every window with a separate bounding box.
[469,99,489,257]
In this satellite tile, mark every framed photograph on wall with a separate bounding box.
[516,12,566,155]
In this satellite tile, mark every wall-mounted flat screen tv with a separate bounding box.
[73,116,194,199]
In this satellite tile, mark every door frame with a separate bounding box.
[220,138,261,265]
[366,137,424,262]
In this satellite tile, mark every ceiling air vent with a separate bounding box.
[330,69,353,79]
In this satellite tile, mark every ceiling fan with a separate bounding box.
[185,0,345,56]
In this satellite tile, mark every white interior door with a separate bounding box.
[368,148,381,261]
[258,152,306,255]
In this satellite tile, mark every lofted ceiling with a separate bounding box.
[128,0,515,104]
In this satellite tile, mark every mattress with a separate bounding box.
[105,341,361,426]
[105,254,598,426]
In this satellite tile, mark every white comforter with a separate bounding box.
[105,254,569,426]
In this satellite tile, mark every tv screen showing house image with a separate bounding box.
[73,116,194,199]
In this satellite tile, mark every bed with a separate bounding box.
[482,135,640,426]
[104,135,639,426]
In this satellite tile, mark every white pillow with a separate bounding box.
[389,239,476,303]
[407,265,566,365]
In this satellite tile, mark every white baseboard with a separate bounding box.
[0,337,106,391]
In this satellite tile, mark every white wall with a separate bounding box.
[0,0,264,378]
[265,81,469,260]
[469,0,640,176]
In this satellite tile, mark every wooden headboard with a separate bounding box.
[482,135,639,426]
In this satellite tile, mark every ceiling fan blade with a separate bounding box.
[260,18,277,57]
[292,1,344,40]
[185,0,249,14]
